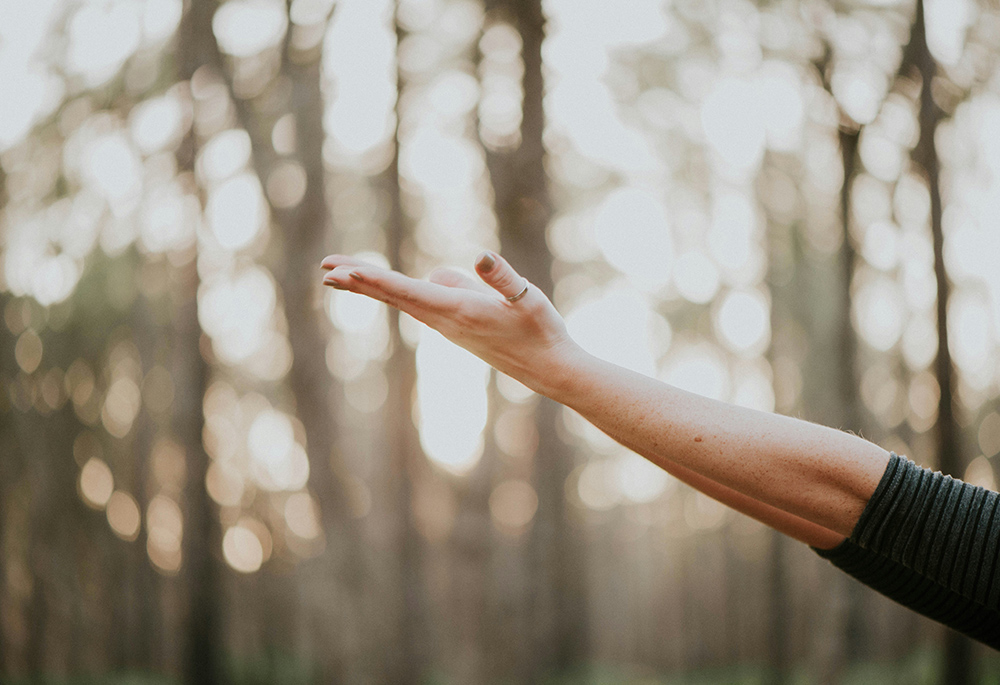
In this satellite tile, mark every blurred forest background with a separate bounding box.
[2,0,1000,683]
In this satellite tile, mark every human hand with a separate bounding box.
[320,251,584,397]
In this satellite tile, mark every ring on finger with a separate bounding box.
[506,279,529,303]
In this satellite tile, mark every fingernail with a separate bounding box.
[349,271,363,282]
[476,251,495,272]
[331,282,347,290]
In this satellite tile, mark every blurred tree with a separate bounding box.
[210,4,374,677]
[174,0,226,681]
[366,8,427,682]
[268,14,363,682]
[808,42,869,679]
[481,0,588,678]
[904,1,975,682]
[0,165,10,674]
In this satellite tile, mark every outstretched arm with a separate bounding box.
[321,251,889,543]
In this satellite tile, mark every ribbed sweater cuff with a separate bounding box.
[812,452,1000,649]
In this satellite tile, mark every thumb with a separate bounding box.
[475,251,529,301]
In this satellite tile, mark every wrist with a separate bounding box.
[525,338,593,404]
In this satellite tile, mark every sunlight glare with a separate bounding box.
[140,182,199,253]
[757,61,804,151]
[565,285,659,378]
[248,408,305,491]
[222,524,264,573]
[266,162,308,209]
[964,455,995,491]
[146,495,183,569]
[31,255,79,306]
[489,479,538,534]
[701,77,765,173]
[68,2,142,86]
[593,188,673,291]
[732,363,776,412]
[84,133,142,207]
[415,328,490,474]
[831,66,883,126]
[949,292,993,384]
[199,129,252,184]
[322,0,397,157]
[107,491,141,541]
[576,460,621,511]
[401,128,483,195]
[198,266,277,364]
[130,95,184,154]
[0,70,52,152]
[206,462,245,507]
[79,458,115,509]
[478,23,522,149]
[708,192,761,285]
[102,376,142,438]
[616,453,670,504]
[854,276,905,351]
[684,491,727,530]
[330,289,383,333]
[143,0,184,44]
[285,492,322,539]
[207,173,266,251]
[925,0,973,66]
[715,289,771,356]
[662,343,729,401]
[673,251,720,304]
[213,0,288,57]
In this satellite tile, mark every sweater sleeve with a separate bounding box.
[813,452,1000,650]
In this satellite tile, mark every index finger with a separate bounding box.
[321,254,375,270]
[327,265,471,320]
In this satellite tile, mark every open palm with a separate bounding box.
[321,251,581,394]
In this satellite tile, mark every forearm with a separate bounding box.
[657,458,845,548]
[541,347,890,537]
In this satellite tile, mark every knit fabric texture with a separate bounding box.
[813,452,1000,649]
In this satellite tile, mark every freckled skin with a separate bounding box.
[321,252,891,550]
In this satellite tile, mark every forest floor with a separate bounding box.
[5,649,1000,685]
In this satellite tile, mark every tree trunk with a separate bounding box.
[175,1,226,681]
[0,169,10,675]
[763,208,793,685]
[482,0,588,676]
[906,0,974,680]
[362,16,429,677]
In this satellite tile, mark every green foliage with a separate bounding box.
[6,650,1000,685]
[225,649,319,685]
[0,674,178,685]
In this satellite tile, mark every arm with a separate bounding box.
[321,251,888,540]
[651,458,845,549]
[546,351,889,537]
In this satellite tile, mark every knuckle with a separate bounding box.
[428,267,460,287]
[494,270,517,291]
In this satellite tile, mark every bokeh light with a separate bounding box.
[79,458,115,509]
[415,329,490,474]
[489,479,538,535]
[106,491,141,541]
[223,523,265,573]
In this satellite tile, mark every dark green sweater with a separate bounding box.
[813,452,1000,649]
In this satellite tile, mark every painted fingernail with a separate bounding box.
[476,250,495,272]
[349,271,364,282]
